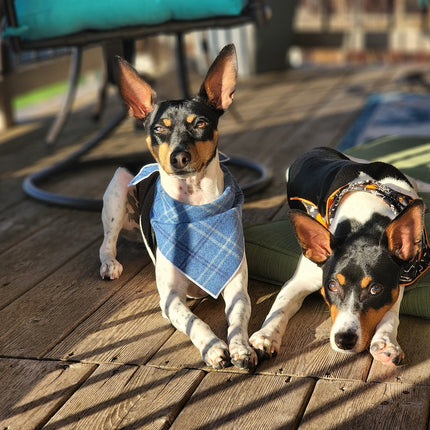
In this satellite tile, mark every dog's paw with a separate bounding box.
[370,336,404,366]
[249,329,281,361]
[100,259,123,280]
[230,343,258,371]
[203,341,231,369]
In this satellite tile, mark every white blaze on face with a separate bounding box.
[330,292,362,353]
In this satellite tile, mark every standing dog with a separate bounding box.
[99,44,257,370]
[250,147,429,365]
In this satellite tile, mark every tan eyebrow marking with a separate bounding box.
[336,273,346,285]
[361,276,372,289]
[186,114,196,124]
[162,118,171,127]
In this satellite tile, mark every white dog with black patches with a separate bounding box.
[99,45,257,370]
[251,147,430,365]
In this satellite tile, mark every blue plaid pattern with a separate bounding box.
[129,162,244,298]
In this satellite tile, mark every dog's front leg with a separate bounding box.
[370,286,405,366]
[250,256,322,359]
[155,250,231,369]
[222,256,258,370]
[100,168,135,279]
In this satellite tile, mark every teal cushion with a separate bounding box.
[245,136,430,318]
[5,0,248,41]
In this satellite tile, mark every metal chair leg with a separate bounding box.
[46,46,82,146]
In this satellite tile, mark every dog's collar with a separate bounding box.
[131,163,244,299]
[326,180,414,228]
[291,180,415,229]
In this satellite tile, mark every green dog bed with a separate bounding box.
[245,136,430,319]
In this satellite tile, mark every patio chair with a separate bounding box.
[1,0,272,210]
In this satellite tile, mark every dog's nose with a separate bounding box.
[334,331,358,350]
[170,150,191,169]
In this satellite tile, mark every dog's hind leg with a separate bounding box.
[100,167,137,279]
[250,255,322,360]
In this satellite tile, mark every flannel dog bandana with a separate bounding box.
[129,162,245,298]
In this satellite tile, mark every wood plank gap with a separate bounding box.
[0,357,98,430]
[37,363,101,430]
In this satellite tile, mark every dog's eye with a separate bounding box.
[195,120,207,129]
[369,283,383,296]
[153,125,165,133]
[327,280,338,292]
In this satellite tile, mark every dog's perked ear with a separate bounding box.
[199,44,237,111]
[288,210,333,264]
[385,199,426,261]
[114,56,156,119]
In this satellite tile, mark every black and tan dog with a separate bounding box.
[99,45,257,370]
[251,147,430,365]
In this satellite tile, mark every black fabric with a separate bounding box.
[287,147,410,215]
[136,170,159,256]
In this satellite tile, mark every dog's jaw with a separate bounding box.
[157,152,225,205]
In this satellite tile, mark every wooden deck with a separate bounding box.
[2,62,430,429]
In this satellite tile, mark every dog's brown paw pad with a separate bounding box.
[203,342,231,369]
[230,345,258,371]
[249,331,280,361]
[370,340,404,366]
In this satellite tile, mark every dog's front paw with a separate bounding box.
[203,341,231,369]
[230,343,258,371]
[370,336,404,366]
[249,329,281,361]
[100,259,123,280]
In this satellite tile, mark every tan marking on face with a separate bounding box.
[361,276,372,289]
[148,139,172,173]
[336,273,346,285]
[186,131,218,172]
[162,118,172,127]
[186,114,196,124]
[357,288,399,351]
[329,303,339,324]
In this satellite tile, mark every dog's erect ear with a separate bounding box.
[199,44,237,111]
[115,56,156,119]
[385,199,425,261]
[288,210,333,264]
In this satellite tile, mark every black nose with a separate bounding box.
[170,150,191,169]
[334,331,358,350]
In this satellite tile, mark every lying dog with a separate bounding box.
[99,44,257,370]
[251,147,429,365]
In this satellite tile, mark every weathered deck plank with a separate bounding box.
[299,379,430,429]
[0,358,96,430]
[0,240,149,358]
[0,211,101,308]
[46,263,177,365]
[0,200,66,255]
[42,365,204,430]
[170,372,315,430]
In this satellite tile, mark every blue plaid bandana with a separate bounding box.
[129,161,245,298]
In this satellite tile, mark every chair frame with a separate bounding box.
[1,0,272,210]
